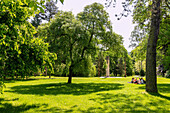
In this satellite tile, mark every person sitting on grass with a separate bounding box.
[129,78,146,84]
[138,78,141,84]
[133,78,138,84]
[140,78,146,84]
[131,78,134,83]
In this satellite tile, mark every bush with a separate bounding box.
[135,71,139,75]
[126,68,132,76]
[165,70,170,78]
[140,69,145,76]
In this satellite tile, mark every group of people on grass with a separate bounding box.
[131,78,146,84]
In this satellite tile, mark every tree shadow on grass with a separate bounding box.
[8,83,124,96]
[138,83,170,100]
[148,92,170,100]
[37,93,170,113]
[40,107,74,113]
[84,93,169,113]
[0,98,46,113]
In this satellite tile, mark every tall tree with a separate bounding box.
[146,0,161,93]
[130,0,161,92]
[75,3,113,83]
[39,11,89,83]
[38,3,116,83]
[105,0,165,93]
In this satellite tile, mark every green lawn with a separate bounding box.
[0,76,170,113]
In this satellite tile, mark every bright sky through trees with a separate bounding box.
[57,0,135,52]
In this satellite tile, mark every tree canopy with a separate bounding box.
[0,0,57,79]
[37,2,126,83]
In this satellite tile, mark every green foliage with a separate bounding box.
[157,16,170,72]
[126,55,133,76]
[73,56,96,77]
[96,51,106,77]
[117,58,124,76]
[56,0,64,4]
[0,0,57,79]
[165,70,170,78]
[38,10,92,77]
[77,2,113,51]
[38,3,118,80]
[130,0,169,78]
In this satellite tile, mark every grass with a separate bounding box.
[0,76,170,113]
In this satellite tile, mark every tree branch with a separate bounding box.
[80,22,95,61]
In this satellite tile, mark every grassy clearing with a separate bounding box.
[0,76,170,113]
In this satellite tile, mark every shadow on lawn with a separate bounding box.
[0,98,46,113]
[138,84,170,93]
[37,93,169,113]
[138,83,170,100]
[8,83,124,96]
[83,93,169,113]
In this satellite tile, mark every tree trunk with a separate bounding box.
[45,67,47,77]
[146,0,160,93]
[106,56,110,77]
[68,65,73,83]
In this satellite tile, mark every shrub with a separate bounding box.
[140,69,145,76]
[135,71,139,75]
[126,68,132,76]
[165,70,170,78]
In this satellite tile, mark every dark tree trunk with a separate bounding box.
[68,43,73,83]
[146,0,160,93]
[68,65,73,83]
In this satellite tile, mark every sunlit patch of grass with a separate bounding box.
[0,76,169,112]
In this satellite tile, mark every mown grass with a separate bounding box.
[0,76,169,113]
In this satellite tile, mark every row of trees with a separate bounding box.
[1,0,167,94]
[37,3,132,83]
[0,0,65,94]
[0,0,132,86]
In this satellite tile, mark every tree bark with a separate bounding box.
[68,42,73,83]
[68,65,73,83]
[146,0,160,93]
[106,56,110,77]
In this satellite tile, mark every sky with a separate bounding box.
[57,0,135,52]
